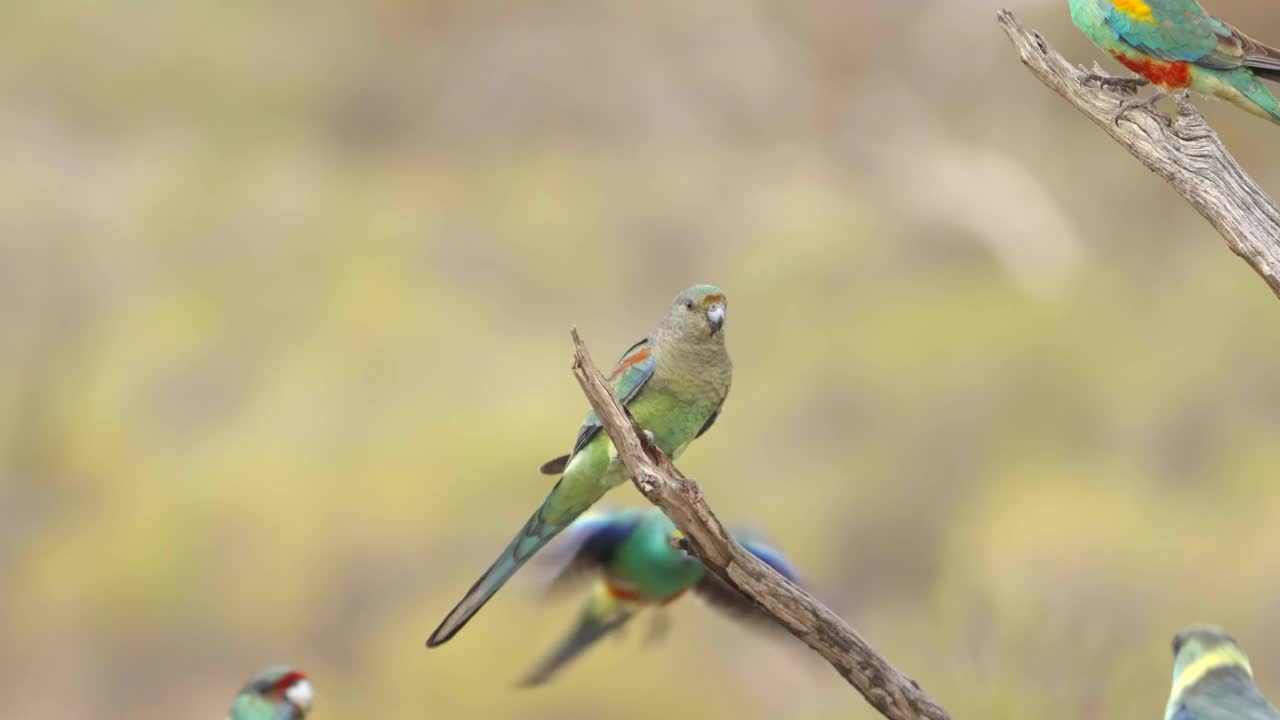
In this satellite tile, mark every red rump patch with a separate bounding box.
[608,348,651,380]
[270,671,307,699]
[1110,51,1191,89]
[605,579,644,601]
[604,580,685,605]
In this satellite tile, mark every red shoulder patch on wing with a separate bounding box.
[1110,51,1191,89]
[608,348,651,381]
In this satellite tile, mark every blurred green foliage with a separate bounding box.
[3,1,1280,718]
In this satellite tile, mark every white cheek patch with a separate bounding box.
[286,679,313,712]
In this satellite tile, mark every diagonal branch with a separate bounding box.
[996,9,1280,298]
[568,327,951,720]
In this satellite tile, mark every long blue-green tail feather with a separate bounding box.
[1240,78,1280,124]
[518,607,633,687]
[427,503,574,647]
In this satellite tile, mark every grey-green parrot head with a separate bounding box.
[662,284,727,340]
[1170,625,1253,695]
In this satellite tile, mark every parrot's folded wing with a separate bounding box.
[1104,1,1229,66]
[1237,27,1280,81]
[538,337,656,475]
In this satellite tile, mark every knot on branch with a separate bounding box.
[636,468,663,494]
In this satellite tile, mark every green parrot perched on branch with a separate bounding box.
[427,285,733,647]
[1166,626,1280,720]
[228,666,312,720]
[519,508,799,686]
[1068,0,1280,124]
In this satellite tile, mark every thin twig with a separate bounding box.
[568,327,951,720]
[997,9,1280,297]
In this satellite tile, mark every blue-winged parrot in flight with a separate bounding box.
[520,508,799,686]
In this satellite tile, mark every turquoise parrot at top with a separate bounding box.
[228,666,312,720]
[427,285,733,647]
[1068,0,1280,124]
[519,508,798,686]
[1165,626,1280,720]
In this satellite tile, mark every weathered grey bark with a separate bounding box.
[568,328,951,720]
[997,9,1280,298]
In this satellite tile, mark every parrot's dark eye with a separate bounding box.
[684,300,695,310]
[1172,634,1185,655]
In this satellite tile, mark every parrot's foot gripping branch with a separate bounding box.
[636,469,663,494]
[1114,90,1171,126]
[680,477,703,504]
[1083,72,1148,94]
[1081,71,1170,124]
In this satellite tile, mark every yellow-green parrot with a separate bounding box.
[427,285,732,647]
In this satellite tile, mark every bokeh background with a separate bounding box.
[5,0,1280,718]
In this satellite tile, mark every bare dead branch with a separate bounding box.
[997,9,1280,298]
[568,327,951,720]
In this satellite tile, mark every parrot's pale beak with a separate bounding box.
[706,303,725,336]
[286,679,313,713]
[668,530,688,551]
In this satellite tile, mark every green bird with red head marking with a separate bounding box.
[519,508,799,686]
[228,667,312,720]
[1069,0,1280,124]
[427,285,732,647]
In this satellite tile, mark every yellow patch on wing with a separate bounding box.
[1170,646,1253,702]
[1113,0,1155,23]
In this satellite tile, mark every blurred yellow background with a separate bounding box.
[4,0,1280,718]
